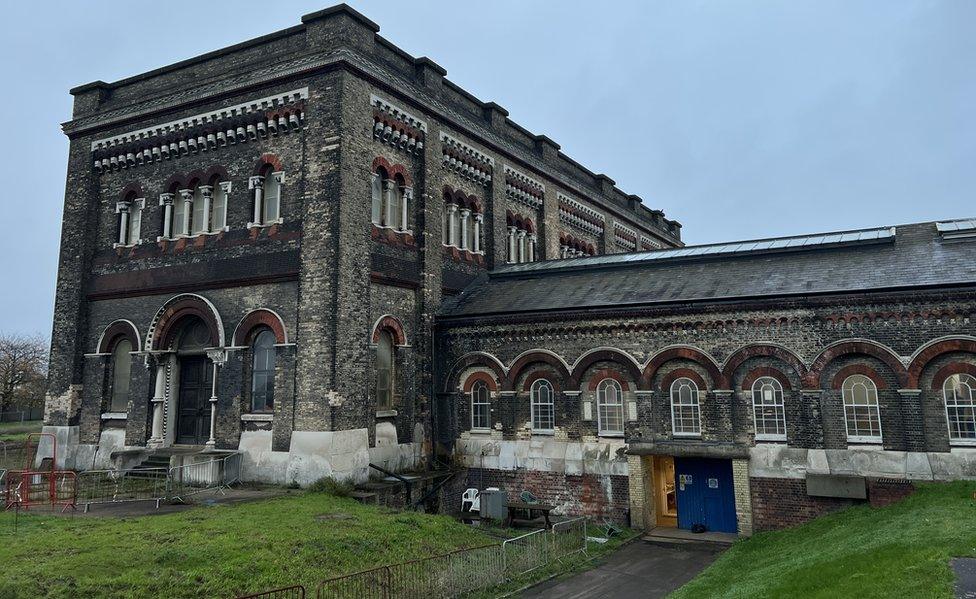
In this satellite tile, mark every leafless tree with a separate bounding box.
[0,332,49,414]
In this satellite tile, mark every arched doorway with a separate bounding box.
[174,317,213,445]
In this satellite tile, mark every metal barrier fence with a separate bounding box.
[235,585,306,599]
[76,468,169,511]
[311,517,588,599]
[168,453,243,501]
[3,470,76,511]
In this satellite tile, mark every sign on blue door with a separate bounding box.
[674,458,737,534]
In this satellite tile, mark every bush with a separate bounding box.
[308,476,355,497]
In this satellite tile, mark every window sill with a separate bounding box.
[598,432,625,438]
[531,430,555,436]
[846,437,884,445]
[247,218,284,229]
[241,413,274,422]
[469,428,492,435]
[672,433,702,439]
[949,440,976,447]
[376,409,398,418]
[755,435,787,443]
[113,241,143,249]
[101,412,128,420]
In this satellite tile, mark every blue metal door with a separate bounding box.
[674,458,737,534]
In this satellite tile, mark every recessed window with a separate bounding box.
[842,374,882,443]
[376,330,394,410]
[530,379,555,432]
[109,339,132,412]
[670,377,701,436]
[471,380,490,431]
[116,195,144,246]
[752,377,786,441]
[371,169,411,231]
[250,171,284,227]
[944,373,976,442]
[597,378,624,435]
[250,330,276,412]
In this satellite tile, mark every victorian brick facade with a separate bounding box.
[44,5,976,535]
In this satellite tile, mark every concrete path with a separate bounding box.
[953,558,976,599]
[523,539,725,599]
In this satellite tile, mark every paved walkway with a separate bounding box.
[953,558,976,599]
[523,539,725,599]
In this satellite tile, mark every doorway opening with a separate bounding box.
[653,455,678,527]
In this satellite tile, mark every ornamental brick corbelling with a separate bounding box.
[440,131,493,187]
[371,94,425,155]
[557,192,605,237]
[504,164,544,211]
[91,88,308,173]
[613,222,638,251]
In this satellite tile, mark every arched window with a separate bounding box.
[109,339,132,412]
[371,172,384,225]
[450,205,461,246]
[530,379,555,432]
[752,377,786,440]
[944,373,976,442]
[251,330,276,412]
[597,378,624,435]
[191,185,208,234]
[376,330,394,410]
[471,380,490,430]
[116,194,144,246]
[842,374,882,442]
[390,179,402,230]
[441,208,450,245]
[262,172,281,223]
[670,377,701,436]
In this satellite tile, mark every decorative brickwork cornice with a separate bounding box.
[91,88,307,174]
[440,131,493,187]
[557,192,604,237]
[504,164,544,211]
[371,94,425,155]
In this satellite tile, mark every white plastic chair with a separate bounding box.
[461,488,480,513]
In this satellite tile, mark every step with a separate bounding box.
[643,527,737,547]
[349,491,378,505]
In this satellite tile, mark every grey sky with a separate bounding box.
[1,1,972,337]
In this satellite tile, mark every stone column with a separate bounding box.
[447,203,458,245]
[198,185,213,233]
[148,353,169,447]
[402,187,412,231]
[383,178,396,228]
[248,176,264,226]
[459,208,471,250]
[205,350,227,448]
[528,234,537,262]
[517,230,527,263]
[115,201,130,245]
[178,189,194,235]
[473,214,483,253]
[159,193,175,239]
[507,226,517,263]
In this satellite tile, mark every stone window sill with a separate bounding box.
[241,413,274,422]
[755,436,787,443]
[469,428,492,435]
[248,219,284,229]
[376,409,398,418]
[949,440,976,447]
[598,432,625,438]
[532,430,555,436]
[101,412,128,420]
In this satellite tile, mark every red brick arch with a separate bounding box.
[643,346,725,389]
[374,156,412,185]
[371,315,407,346]
[233,309,287,346]
[148,294,223,351]
[119,182,144,201]
[506,350,571,392]
[907,337,976,388]
[462,370,498,393]
[930,362,976,391]
[253,153,284,175]
[445,352,508,392]
[660,368,708,391]
[523,371,562,393]
[723,344,807,384]
[586,369,631,391]
[96,320,140,354]
[831,364,888,390]
[741,367,793,391]
[807,340,907,388]
[571,348,642,389]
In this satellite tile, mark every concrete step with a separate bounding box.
[643,527,737,547]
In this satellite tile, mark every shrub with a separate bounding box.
[308,476,355,497]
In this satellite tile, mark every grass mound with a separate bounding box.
[671,481,976,599]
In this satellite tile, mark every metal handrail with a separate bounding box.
[368,462,413,505]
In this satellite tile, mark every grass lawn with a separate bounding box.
[671,481,976,599]
[0,420,42,444]
[0,492,494,598]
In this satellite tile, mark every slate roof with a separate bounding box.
[440,220,976,319]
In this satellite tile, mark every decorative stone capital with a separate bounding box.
[448,203,459,213]
[198,185,213,200]
[178,188,194,202]
[474,213,484,223]
[271,171,285,184]
[218,180,233,194]
[158,192,175,206]
[115,201,130,213]
[460,208,471,217]
[248,175,265,190]
[206,349,228,366]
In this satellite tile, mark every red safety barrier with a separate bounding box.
[2,433,75,512]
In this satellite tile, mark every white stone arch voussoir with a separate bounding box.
[144,292,225,353]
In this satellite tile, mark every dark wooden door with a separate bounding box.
[177,356,211,445]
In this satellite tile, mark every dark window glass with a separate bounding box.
[251,330,276,412]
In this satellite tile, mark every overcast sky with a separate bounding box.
[1,1,973,337]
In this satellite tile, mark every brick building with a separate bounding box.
[44,5,976,534]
